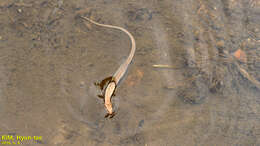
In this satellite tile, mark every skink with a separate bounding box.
[81,16,136,118]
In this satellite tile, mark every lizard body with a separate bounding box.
[81,16,136,118]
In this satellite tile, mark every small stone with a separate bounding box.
[17,9,22,13]
[216,40,225,48]
[232,49,247,63]
[80,81,85,87]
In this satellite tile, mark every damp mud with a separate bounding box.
[0,0,260,145]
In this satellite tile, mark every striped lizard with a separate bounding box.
[80,16,136,118]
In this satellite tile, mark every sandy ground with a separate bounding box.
[0,0,260,145]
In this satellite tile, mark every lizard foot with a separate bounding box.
[104,112,116,118]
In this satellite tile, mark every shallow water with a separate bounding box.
[0,0,260,145]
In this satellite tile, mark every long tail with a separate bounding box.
[80,16,136,84]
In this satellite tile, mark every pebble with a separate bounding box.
[216,40,225,48]
[17,9,22,13]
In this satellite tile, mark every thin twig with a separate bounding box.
[14,3,33,7]
[235,62,260,90]
[152,64,178,69]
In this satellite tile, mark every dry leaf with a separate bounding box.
[232,49,247,63]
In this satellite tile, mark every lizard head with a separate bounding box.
[105,102,113,115]
[104,81,116,117]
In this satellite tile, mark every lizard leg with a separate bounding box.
[97,94,104,103]
[97,94,104,99]
[109,112,116,118]
[104,113,110,118]
[99,76,113,90]
[94,82,100,86]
